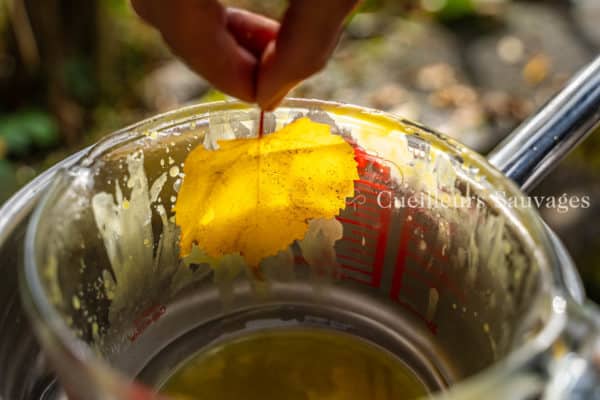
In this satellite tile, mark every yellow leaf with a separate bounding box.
[175,117,358,266]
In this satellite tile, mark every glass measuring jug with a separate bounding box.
[21,98,600,399]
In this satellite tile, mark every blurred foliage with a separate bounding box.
[0,160,17,202]
[434,0,477,21]
[354,0,479,18]
[0,110,59,156]
[63,57,98,104]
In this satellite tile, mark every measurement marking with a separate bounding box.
[341,273,373,286]
[351,186,380,196]
[351,202,381,212]
[355,179,390,191]
[128,304,166,342]
[351,229,377,238]
[356,193,380,202]
[348,247,375,257]
[349,211,380,222]
[340,236,364,245]
[338,147,392,290]
[349,201,380,214]
[340,263,372,276]
[337,253,370,267]
[346,195,384,208]
[338,253,369,264]
[336,217,378,231]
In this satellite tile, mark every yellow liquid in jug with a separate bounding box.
[161,329,428,400]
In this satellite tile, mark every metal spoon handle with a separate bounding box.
[488,56,600,193]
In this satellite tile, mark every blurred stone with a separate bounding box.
[472,0,510,16]
[496,35,524,65]
[142,61,209,111]
[522,54,551,86]
[435,104,490,150]
[481,90,511,117]
[294,18,471,140]
[369,83,409,110]
[481,90,533,121]
[293,3,592,156]
[390,101,422,122]
[572,0,600,48]
[429,84,478,108]
[466,2,591,97]
[416,63,457,91]
[346,12,388,40]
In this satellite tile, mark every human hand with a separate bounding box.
[131,0,360,110]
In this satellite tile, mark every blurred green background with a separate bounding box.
[1,0,599,299]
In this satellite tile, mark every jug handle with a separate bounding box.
[486,57,600,398]
[488,55,600,193]
[540,300,600,400]
[436,299,600,400]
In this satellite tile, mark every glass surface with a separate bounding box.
[22,99,565,399]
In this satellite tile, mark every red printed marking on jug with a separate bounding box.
[336,146,391,289]
[128,304,166,342]
[335,145,466,335]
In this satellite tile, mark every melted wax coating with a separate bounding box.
[175,117,359,266]
[161,329,428,400]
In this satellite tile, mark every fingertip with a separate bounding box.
[258,93,285,111]
[256,40,302,110]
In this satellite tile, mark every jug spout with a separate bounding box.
[488,56,600,193]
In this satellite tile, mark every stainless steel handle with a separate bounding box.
[488,56,600,193]
[487,56,600,400]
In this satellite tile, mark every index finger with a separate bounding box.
[132,0,258,102]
